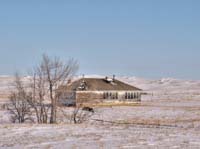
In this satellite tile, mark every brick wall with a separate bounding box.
[76,91,104,104]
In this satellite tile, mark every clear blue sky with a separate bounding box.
[0,0,200,79]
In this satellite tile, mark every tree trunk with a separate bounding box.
[50,104,56,123]
[50,83,56,124]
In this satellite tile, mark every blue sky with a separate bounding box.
[0,0,200,79]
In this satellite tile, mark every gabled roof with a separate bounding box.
[65,78,142,91]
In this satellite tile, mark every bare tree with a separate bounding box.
[34,54,79,124]
[7,73,33,123]
[27,73,50,124]
[7,54,78,124]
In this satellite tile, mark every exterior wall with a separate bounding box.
[76,91,104,104]
[76,90,142,104]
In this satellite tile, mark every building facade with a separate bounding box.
[58,77,142,105]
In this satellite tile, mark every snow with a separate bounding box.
[1,100,200,148]
[117,76,200,101]
[1,123,200,148]
[1,75,200,148]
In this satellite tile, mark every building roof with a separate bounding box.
[63,78,142,91]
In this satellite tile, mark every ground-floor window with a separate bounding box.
[125,92,140,99]
[103,92,118,99]
[103,92,140,100]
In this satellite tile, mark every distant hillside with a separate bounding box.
[0,75,200,101]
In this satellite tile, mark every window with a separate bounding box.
[110,93,112,99]
[103,92,120,100]
[103,92,110,99]
[125,92,128,99]
[137,93,139,98]
[106,92,109,99]
[136,93,140,99]
[112,92,118,99]
[103,92,106,99]
[112,93,115,99]
[116,92,118,99]
[104,92,119,100]
[134,93,136,99]
[131,93,133,99]
[128,93,131,99]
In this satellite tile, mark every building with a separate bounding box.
[58,76,142,105]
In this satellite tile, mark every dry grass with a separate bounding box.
[82,102,141,107]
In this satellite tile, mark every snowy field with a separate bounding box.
[1,102,200,148]
[1,123,200,149]
[1,76,200,148]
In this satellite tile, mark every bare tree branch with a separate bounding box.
[7,73,33,123]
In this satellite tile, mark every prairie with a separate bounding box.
[1,76,200,148]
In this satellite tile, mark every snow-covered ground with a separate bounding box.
[1,75,200,148]
[0,76,31,102]
[118,76,200,101]
[1,123,200,148]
